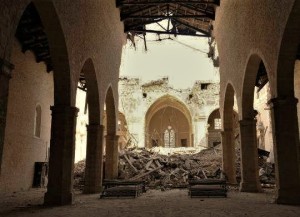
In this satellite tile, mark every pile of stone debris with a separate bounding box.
[118,146,223,188]
[73,146,223,189]
[73,145,275,189]
[74,159,86,188]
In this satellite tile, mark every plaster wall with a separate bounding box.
[0,40,53,192]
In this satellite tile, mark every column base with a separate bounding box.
[239,181,262,192]
[44,191,73,206]
[276,189,300,205]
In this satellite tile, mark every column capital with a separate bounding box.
[0,58,14,79]
[268,96,298,108]
[239,118,256,126]
[50,105,79,116]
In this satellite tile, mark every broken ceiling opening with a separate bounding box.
[118,0,219,37]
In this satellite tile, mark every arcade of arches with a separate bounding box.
[0,0,300,212]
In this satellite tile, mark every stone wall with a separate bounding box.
[119,77,220,148]
[253,83,274,162]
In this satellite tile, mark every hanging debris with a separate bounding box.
[207,36,219,67]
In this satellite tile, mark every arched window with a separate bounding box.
[34,105,42,138]
[164,126,175,148]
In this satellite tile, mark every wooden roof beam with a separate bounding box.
[176,3,215,20]
[171,18,210,35]
[117,0,220,7]
[133,29,208,37]
[122,14,213,20]
[120,5,155,20]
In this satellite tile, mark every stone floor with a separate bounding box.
[1,188,300,217]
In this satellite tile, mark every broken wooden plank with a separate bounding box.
[124,154,138,173]
[130,165,163,181]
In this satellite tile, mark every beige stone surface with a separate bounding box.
[0,40,53,192]
[216,1,296,113]
[119,77,220,147]
[1,189,300,217]
[0,0,125,194]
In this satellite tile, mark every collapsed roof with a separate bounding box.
[117,0,220,37]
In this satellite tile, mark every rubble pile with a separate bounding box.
[258,158,275,185]
[73,145,276,189]
[118,146,223,188]
[74,160,85,189]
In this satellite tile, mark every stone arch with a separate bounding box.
[105,85,117,135]
[145,95,193,148]
[222,82,237,130]
[81,58,100,125]
[242,53,271,119]
[0,1,75,205]
[79,58,104,194]
[104,85,118,179]
[32,0,72,106]
[269,1,300,204]
[238,54,271,192]
[221,82,238,184]
[276,1,300,98]
[207,108,221,147]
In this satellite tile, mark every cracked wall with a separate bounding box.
[119,77,220,148]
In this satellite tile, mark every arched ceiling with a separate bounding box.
[145,95,192,128]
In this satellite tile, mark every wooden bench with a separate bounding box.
[188,179,227,198]
[100,179,146,199]
[100,185,142,198]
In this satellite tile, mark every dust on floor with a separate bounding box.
[1,188,300,217]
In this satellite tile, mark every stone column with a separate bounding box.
[269,97,300,205]
[83,124,104,194]
[239,119,261,192]
[105,134,119,179]
[44,106,79,206]
[221,130,237,184]
[0,58,14,173]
